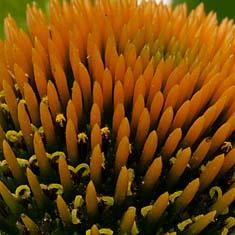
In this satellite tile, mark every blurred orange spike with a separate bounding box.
[135,108,150,148]
[50,55,70,108]
[147,192,169,225]
[102,68,113,110]
[210,188,235,216]
[3,80,19,129]
[58,155,73,197]
[66,119,79,165]
[114,166,129,204]
[124,43,137,69]
[190,137,211,169]
[161,128,182,161]
[174,178,200,213]
[26,168,47,209]
[133,75,146,105]
[66,100,78,131]
[202,105,217,133]
[115,54,126,82]
[131,95,145,131]
[47,81,62,119]
[87,34,98,78]
[225,99,235,120]
[4,41,14,72]
[14,64,28,95]
[112,103,125,137]
[142,157,162,193]
[0,181,23,215]
[211,75,235,104]
[115,136,130,174]
[139,131,158,172]
[159,58,175,88]
[33,131,51,178]
[209,122,231,156]
[156,106,174,143]
[133,28,145,54]
[133,56,144,81]
[23,83,40,126]
[90,103,101,129]
[4,15,32,74]
[199,154,224,191]
[150,91,164,129]
[220,148,235,176]
[105,36,118,70]
[93,81,103,114]
[13,44,32,77]
[185,90,203,127]
[26,4,49,51]
[103,14,115,47]
[86,181,98,219]
[182,116,205,147]
[120,207,136,234]
[72,81,83,124]
[93,48,104,84]
[56,195,72,225]
[184,211,216,235]
[171,100,190,130]
[78,63,91,109]
[116,117,130,147]
[91,123,102,150]
[123,67,134,108]
[140,44,150,69]
[119,25,129,52]
[18,101,33,153]
[40,101,56,148]
[167,147,191,188]
[0,126,5,150]
[0,62,13,90]
[113,81,124,109]
[91,225,100,235]
[176,73,195,108]
[163,84,180,111]
[3,140,25,183]
[163,61,187,96]
[34,37,49,75]
[90,144,103,187]
[49,31,66,69]
[4,15,18,42]
[33,62,47,98]
[69,36,81,79]
[143,58,154,94]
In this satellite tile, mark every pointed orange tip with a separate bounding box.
[114,166,129,204]
[90,144,102,186]
[86,180,98,218]
[56,195,72,225]
[146,191,169,225]
[90,224,100,235]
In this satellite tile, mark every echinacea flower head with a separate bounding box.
[0,0,234,234]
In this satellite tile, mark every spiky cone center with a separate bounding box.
[0,0,234,234]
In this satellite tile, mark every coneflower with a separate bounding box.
[0,0,234,234]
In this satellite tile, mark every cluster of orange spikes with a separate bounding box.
[0,0,234,234]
